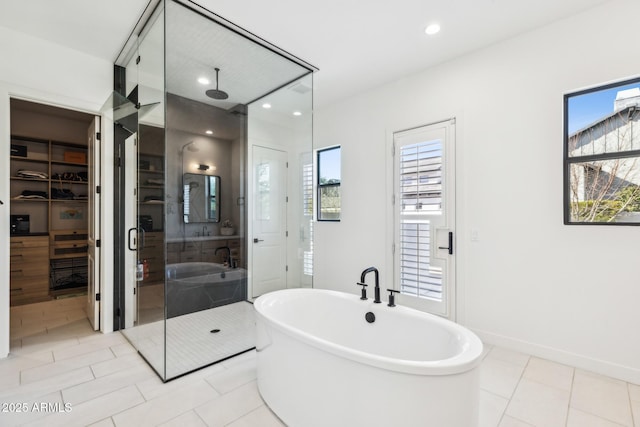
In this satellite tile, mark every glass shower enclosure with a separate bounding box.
[109,0,314,381]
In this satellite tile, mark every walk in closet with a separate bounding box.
[9,99,96,306]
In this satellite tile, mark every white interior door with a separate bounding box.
[251,145,287,297]
[393,120,456,318]
[87,117,101,330]
[124,133,138,327]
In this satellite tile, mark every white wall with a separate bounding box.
[314,0,640,383]
[0,25,113,357]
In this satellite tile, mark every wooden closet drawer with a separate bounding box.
[10,263,49,279]
[10,236,48,249]
[50,230,88,244]
[10,276,49,292]
[11,281,50,303]
[11,290,50,306]
[50,242,88,259]
[10,246,48,262]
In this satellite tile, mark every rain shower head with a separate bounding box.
[181,141,199,153]
[206,68,229,100]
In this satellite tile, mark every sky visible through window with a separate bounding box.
[568,82,640,134]
[319,147,340,182]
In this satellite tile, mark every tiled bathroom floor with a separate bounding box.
[4,297,640,426]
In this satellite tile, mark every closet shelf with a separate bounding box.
[51,160,88,167]
[10,177,49,183]
[10,156,49,164]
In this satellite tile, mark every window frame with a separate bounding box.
[563,76,640,226]
[316,145,341,222]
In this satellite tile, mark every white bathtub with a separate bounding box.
[254,288,484,427]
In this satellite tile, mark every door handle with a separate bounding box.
[127,228,137,251]
[253,238,264,243]
[438,231,454,255]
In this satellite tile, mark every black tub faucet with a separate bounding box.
[360,267,381,303]
[215,246,233,268]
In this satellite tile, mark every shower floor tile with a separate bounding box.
[122,301,256,380]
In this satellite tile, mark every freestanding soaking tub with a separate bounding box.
[165,262,246,318]
[254,288,484,427]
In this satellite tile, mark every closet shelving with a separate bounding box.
[10,134,89,300]
[10,135,89,212]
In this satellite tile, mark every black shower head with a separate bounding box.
[206,68,229,100]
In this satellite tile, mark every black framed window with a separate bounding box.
[564,77,640,225]
[317,146,341,221]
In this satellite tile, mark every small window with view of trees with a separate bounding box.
[564,77,640,225]
[317,146,341,221]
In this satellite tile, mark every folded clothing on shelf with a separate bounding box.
[16,170,48,179]
[13,190,48,199]
[144,195,164,202]
[146,178,164,186]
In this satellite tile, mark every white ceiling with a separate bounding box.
[164,0,310,111]
[0,0,611,108]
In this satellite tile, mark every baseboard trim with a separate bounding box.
[473,328,640,385]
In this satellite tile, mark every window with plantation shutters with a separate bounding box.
[317,146,341,221]
[393,119,455,317]
[302,162,313,276]
[398,140,444,301]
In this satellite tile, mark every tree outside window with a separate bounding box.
[564,78,640,224]
[317,146,341,221]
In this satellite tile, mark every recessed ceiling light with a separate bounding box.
[425,23,441,36]
[293,111,302,116]
[205,130,213,135]
[262,103,272,109]
[198,77,210,85]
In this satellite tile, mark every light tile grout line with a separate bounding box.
[572,371,634,426]
[564,364,576,426]
[627,383,636,427]
[495,358,637,427]
[228,405,267,426]
[195,408,209,426]
[495,353,531,427]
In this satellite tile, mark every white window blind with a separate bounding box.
[398,140,443,301]
[302,162,313,276]
[302,163,313,216]
[399,140,443,213]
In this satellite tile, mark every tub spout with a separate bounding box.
[360,267,381,303]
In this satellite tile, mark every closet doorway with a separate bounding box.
[8,99,101,338]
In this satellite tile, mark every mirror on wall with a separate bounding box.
[183,173,220,223]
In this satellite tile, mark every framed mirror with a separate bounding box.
[183,173,220,223]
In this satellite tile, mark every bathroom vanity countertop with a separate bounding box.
[166,235,240,243]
